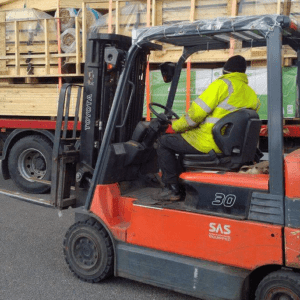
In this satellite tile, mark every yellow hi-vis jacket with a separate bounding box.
[172,72,260,153]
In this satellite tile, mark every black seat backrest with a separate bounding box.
[213,109,261,161]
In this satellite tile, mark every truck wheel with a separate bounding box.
[255,270,300,300]
[8,135,52,194]
[63,218,114,283]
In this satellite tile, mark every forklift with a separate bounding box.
[50,14,300,300]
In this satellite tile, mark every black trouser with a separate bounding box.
[157,133,203,185]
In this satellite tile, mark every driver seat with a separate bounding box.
[182,109,262,171]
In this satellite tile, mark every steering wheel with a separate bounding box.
[149,102,179,123]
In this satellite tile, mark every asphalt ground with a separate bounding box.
[0,177,198,300]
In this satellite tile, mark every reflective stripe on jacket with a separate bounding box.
[172,72,260,153]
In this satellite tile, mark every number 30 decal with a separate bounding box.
[212,193,236,207]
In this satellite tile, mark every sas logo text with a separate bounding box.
[209,223,231,242]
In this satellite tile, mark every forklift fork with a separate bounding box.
[51,83,83,209]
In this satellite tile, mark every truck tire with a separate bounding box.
[63,218,114,283]
[255,270,300,300]
[8,135,52,194]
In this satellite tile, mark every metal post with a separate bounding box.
[267,25,284,197]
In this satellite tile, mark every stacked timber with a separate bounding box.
[0,84,81,117]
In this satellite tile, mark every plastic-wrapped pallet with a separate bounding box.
[5,8,56,44]
[77,7,101,32]
[61,28,80,53]
[55,8,77,32]
[91,2,147,37]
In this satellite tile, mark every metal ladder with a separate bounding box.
[51,83,83,209]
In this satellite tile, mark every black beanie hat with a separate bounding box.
[223,55,247,74]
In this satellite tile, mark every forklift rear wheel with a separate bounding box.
[8,135,52,194]
[255,270,300,300]
[63,219,114,283]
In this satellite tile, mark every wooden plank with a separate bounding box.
[6,43,58,54]
[228,0,238,57]
[115,0,119,34]
[6,32,57,44]
[147,0,151,26]
[152,0,156,26]
[154,0,163,26]
[0,66,83,77]
[0,53,79,60]
[0,12,7,75]
[283,0,292,15]
[190,0,196,22]
[108,0,113,33]
[44,18,50,75]
[14,21,20,75]
[277,0,281,14]
[57,0,62,90]
[82,2,87,61]
[5,57,59,65]
[75,16,81,75]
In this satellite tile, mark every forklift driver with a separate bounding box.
[155,55,260,201]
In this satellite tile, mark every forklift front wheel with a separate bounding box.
[255,270,300,300]
[63,218,114,283]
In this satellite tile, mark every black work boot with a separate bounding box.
[154,183,181,201]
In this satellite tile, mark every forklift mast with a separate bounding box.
[80,34,147,168]
[51,34,150,209]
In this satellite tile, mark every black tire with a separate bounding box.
[255,270,300,300]
[8,135,52,194]
[63,218,114,283]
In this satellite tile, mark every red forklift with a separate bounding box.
[50,14,300,300]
